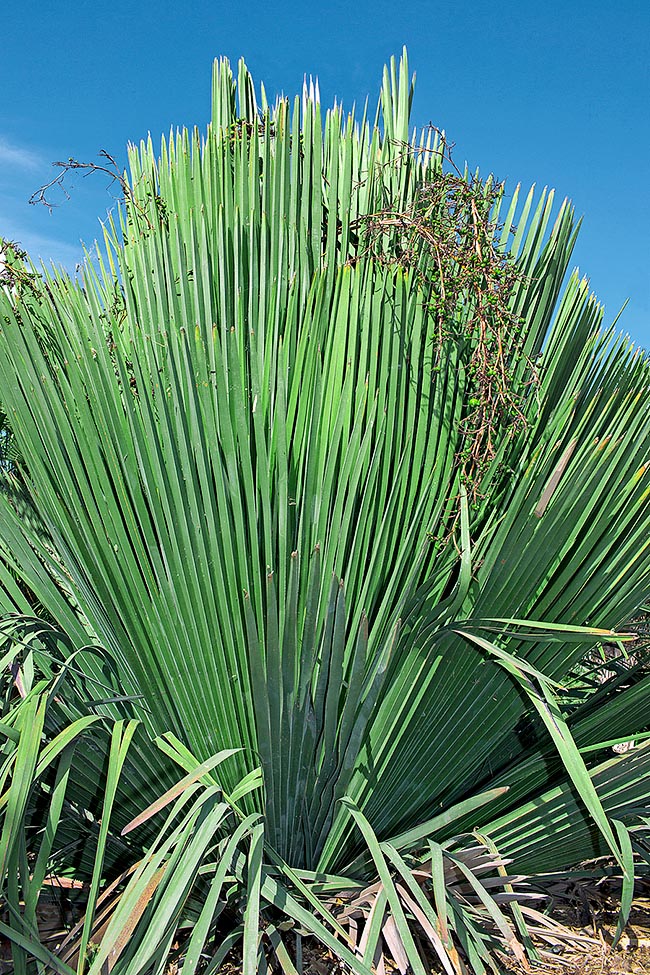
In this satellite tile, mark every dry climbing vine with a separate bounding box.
[28,150,167,233]
[0,239,40,294]
[352,132,535,500]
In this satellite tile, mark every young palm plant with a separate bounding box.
[2,51,650,974]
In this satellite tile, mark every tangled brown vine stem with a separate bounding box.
[0,239,36,292]
[29,150,156,231]
[352,132,536,502]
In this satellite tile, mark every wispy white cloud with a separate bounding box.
[0,219,88,271]
[0,137,43,172]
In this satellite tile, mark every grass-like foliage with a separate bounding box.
[1,51,650,974]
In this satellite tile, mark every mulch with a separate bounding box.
[2,882,650,974]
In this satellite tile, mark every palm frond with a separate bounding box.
[1,50,650,974]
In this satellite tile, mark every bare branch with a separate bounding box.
[29,150,154,230]
[28,150,128,212]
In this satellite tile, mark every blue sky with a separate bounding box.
[2,0,649,345]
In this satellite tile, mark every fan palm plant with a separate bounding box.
[2,51,650,974]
